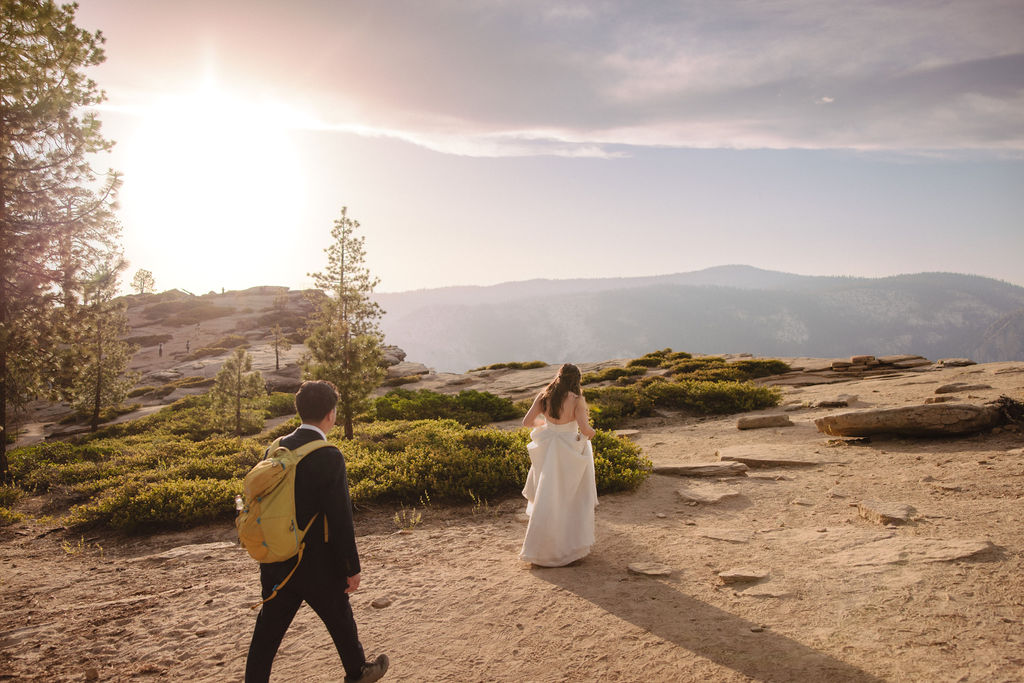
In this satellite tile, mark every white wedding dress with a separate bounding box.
[519,418,598,567]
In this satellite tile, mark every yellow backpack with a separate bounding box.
[236,437,330,608]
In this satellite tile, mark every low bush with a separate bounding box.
[124,334,173,348]
[186,346,229,361]
[381,374,423,387]
[581,366,647,384]
[264,392,296,418]
[0,507,23,526]
[584,377,781,428]
[0,484,23,508]
[128,386,155,398]
[469,361,548,372]
[172,376,215,389]
[371,389,524,426]
[209,334,248,349]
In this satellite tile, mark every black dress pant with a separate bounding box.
[245,569,366,682]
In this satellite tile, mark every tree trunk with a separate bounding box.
[90,316,103,431]
[0,130,9,482]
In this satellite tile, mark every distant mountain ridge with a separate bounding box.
[372,266,1024,372]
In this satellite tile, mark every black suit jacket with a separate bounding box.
[260,427,361,587]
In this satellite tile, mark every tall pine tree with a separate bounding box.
[71,256,137,432]
[1,1,120,478]
[211,347,266,436]
[303,207,385,439]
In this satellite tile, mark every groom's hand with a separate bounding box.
[346,573,361,593]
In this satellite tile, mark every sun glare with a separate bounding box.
[122,84,307,291]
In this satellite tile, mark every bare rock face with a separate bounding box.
[380,345,407,367]
[815,404,1003,437]
[736,414,793,430]
[828,538,996,566]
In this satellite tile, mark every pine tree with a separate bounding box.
[130,269,155,294]
[1,1,121,479]
[211,347,266,435]
[303,207,385,439]
[71,257,138,431]
[270,324,291,371]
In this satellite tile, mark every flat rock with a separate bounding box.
[718,568,770,584]
[717,445,833,468]
[935,382,993,394]
[676,484,742,504]
[828,538,996,566]
[736,414,793,430]
[614,429,640,438]
[386,361,431,378]
[858,501,916,525]
[653,461,748,477]
[925,396,956,404]
[628,562,673,577]
[814,403,1003,437]
[698,528,753,544]
[371,596,393,608]
[891,359,933,369]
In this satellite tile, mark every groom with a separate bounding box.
[245,380,389,683]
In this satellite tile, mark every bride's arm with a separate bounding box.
[522,393,545,428]
[575,395,597,439]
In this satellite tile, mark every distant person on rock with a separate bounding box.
[519,363,598,567]
[245,380,389,683]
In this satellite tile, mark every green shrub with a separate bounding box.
[124,334,173,348]
[264,392,296,418]
[128,386,155,398]
[186,346,229,360]
[381,374,423,387]
[582,366,647,384]
[0,507,23,526]
[468,361,548,372]
[209,334,248,349]
[371,389,523,426]
[0,484,23,508]
[344,420,647,504]
[67,478,242,532]
[172,376,215,389]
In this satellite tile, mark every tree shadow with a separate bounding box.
[532,546,885,682]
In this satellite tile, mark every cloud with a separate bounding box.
[86,0,1024,156]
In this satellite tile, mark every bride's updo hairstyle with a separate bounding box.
[540,364,583,419]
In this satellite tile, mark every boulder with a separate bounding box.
[937,358,976,367]
[891,359,933,369]
[380,345,407,367]
[652,462,748,477]
[736,414,793,430]
[386,361,430,378]
[877,354,928,364]
[858,501,916,525]
[815,404,1003,437]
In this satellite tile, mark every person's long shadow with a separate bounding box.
[532,544,885,682]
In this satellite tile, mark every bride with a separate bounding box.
[519,363,598,567]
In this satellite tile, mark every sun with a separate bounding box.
[121,83,307,292]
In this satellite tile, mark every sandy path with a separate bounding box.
[2,362,1023,682]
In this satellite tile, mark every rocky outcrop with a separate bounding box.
[815,403,1003,437]
[736,414,792,430]
[652,462,749,477]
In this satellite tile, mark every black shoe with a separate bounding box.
[344,654,389,683]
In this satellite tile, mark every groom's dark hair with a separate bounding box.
[295,380,339,423]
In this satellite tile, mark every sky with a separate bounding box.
[73,0,1024,294]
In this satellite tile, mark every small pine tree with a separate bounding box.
[270,324,291,371]
[211,348,266,435]
[303,207,385,439]
[71,258,139,431]
[130,269,155,294]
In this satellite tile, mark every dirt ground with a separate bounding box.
[2,361,1023,682]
